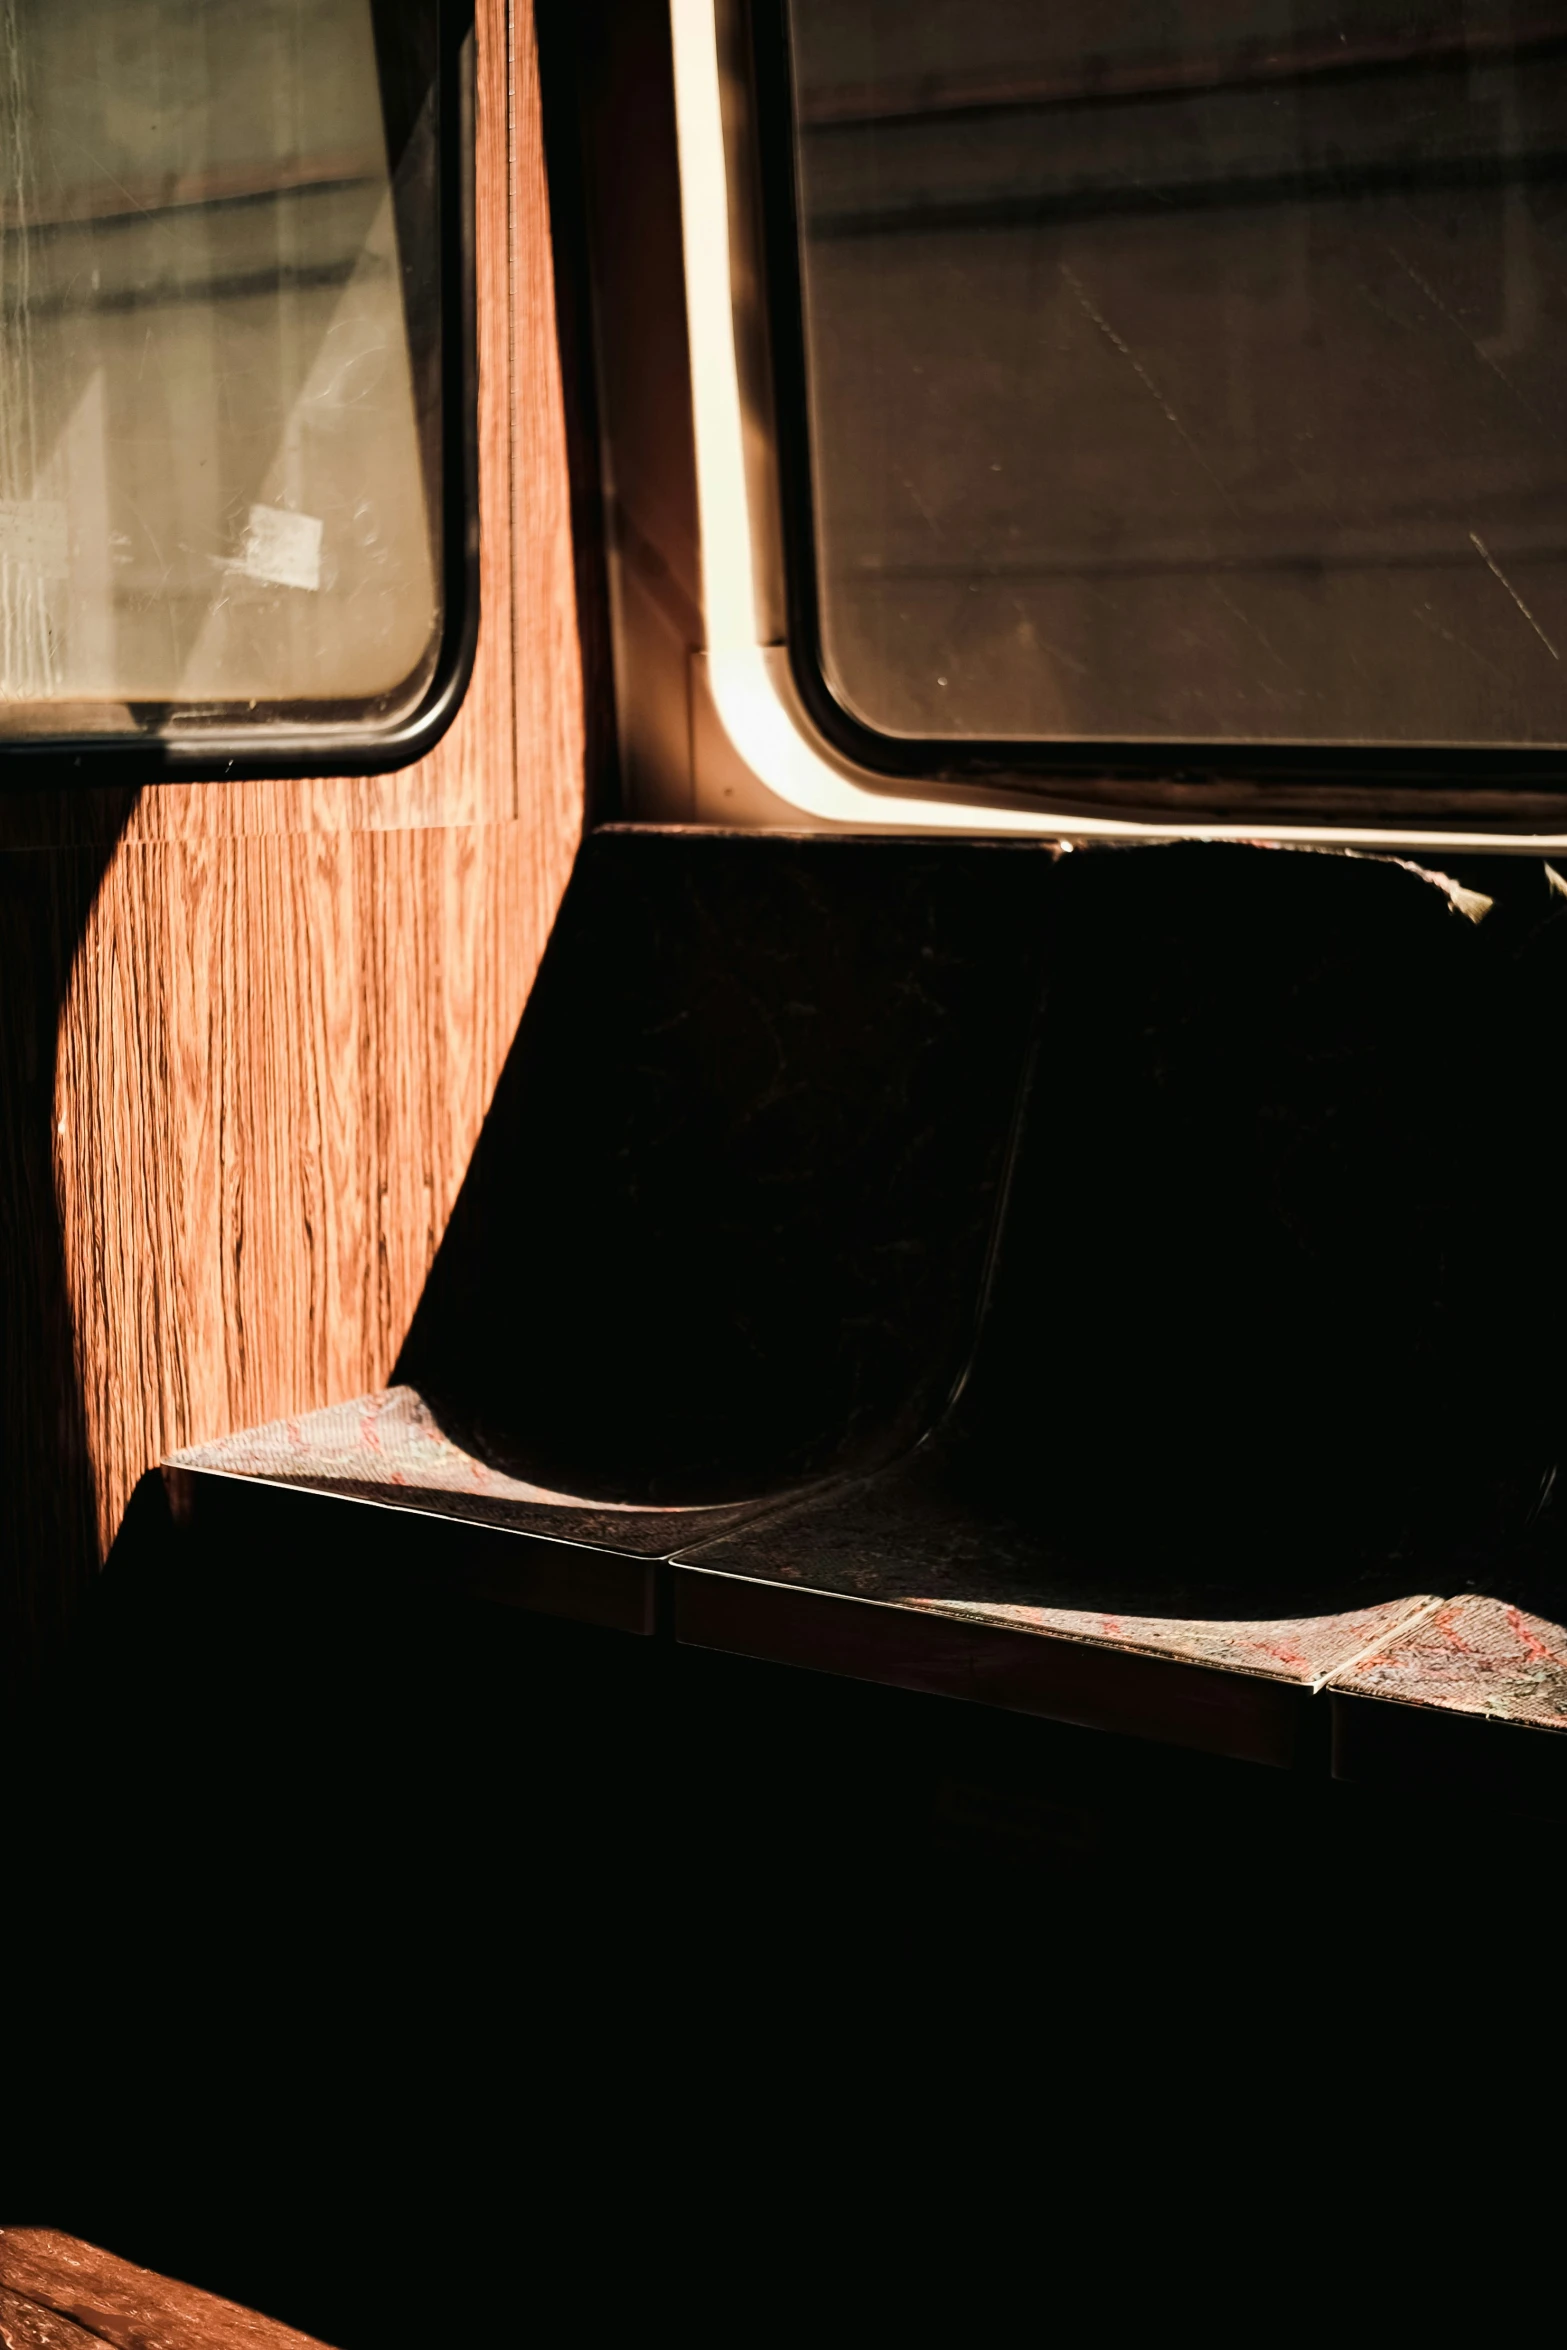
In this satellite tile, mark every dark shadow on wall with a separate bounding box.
[950,842,1567,1609]
[395,829,1053,1500]
[0,789,139,1716]
[398,831,1567,1621]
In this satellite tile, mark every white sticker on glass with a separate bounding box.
[232,503,323,593]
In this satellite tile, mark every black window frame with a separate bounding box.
[0,0,479,791]
[747,0,1567,836]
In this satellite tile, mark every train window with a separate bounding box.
[0,0,472,775]
[670,0,1567,839]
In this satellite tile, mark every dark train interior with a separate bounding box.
[3,4,1563,2339]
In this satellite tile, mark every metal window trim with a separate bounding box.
[671,0,1567,849]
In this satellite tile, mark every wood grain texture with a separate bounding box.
[511,3,594,874]
[0,2285,105,2350]
[56,820,560,1551]
[0,2238,333,2350]
[2,0,587,1688]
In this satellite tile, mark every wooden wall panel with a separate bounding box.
[55,820,558,1557]
[2,0,588,1688]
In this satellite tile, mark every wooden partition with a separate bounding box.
[0,0,588,1693]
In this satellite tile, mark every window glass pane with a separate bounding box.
[787,0,1567,748]
[0,0,442,734]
